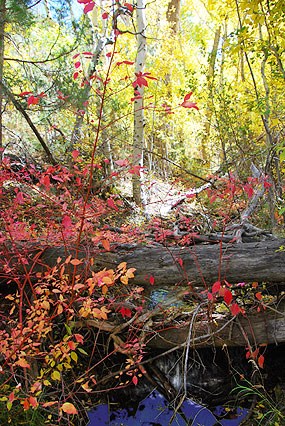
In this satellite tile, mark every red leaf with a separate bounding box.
[132,71,157,88]
[243,183,254,198]
[263,180,272,189]
[62,215,72,229]
[102,12,109,19]
[83,1,95,13]
[176,257,183,267]
[77,0,91,3]
[74,61,81,69]
[208,292,213,301]
[230,303,241,316]
[124,2,134,12]
[132,376,138,385]
[128,165,141,175]
[73,72,79,80]
[181,92,199,109]
[223,288,233,305]
[258,354,265,368]
[212,281,221,294]
[107,197,118,211]
[27,95,39,106]
[119,307,132,318]
[149,275,155,285]
[40,174,51,190]
[18,91,32,96]
[117,60,134,66]
[72,149,80,160]
[184,92,193,101]
[115,159,129,167]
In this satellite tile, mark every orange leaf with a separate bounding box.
[17,358,31,369]
[258,354,265,369]
[70,258,83,266]
[255,292,263,300]
[68,341,76,350]
[61,402,78,415]
[29,396,38,408]
[101,239,111,251]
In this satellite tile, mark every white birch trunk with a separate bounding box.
[132,0,147,206]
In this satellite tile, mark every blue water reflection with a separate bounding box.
[88,390,247,425]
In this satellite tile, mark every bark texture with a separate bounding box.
[2,239,285,288]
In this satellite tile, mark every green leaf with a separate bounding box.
[78,348,88,355]
[64,324,72,335]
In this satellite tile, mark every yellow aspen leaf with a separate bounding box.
[61,402,78,415]
[51,370,61,381]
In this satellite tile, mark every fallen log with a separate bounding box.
[147,302,285,349]
[1,238,285,289]
[1,239,285,350]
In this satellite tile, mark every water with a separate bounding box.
[88,390,248,425]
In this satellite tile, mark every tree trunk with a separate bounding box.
[132,0,147,206]
[0,0,6,154]
[166,0,181,34]
[200,26,221,167]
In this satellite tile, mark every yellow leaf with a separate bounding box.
[120,276,128,285]
[81,381,92,392]
[71,352,78,363]
[126,268,136,278]
[117,262,127,271]
[51,370,61,381]
[61,402,78,415]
